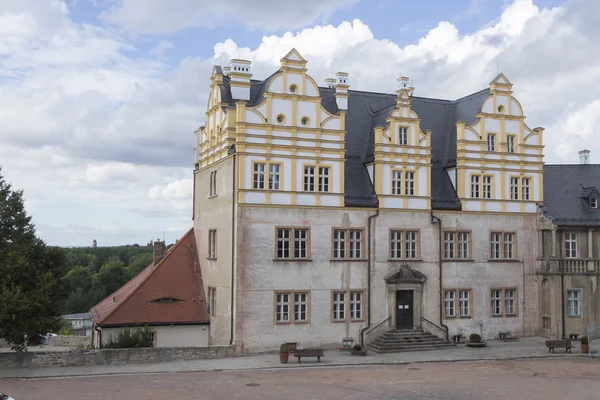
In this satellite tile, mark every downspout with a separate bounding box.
[94,325,102,348]
[360,208,380,346]
[561,269,565,339]
[230,151,237,345]
[431,211,449,341]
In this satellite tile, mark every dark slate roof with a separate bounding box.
[542,164,600,226]
[215,67,490,209]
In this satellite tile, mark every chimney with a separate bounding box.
[229,59,252,101]
[579,149,590,165]
[334,71,349,110]
[153,239,165,265]
[324,77,336,89]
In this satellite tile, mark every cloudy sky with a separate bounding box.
[1,0,597,247]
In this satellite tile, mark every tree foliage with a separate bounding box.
[0,169,68,351]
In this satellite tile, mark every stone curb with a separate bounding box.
[0,353,585,380]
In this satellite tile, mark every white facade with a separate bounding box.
[100,325,209,348]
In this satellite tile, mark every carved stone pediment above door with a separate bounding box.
[384,264,427,284]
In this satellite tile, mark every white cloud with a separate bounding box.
[1,0,599,246]
[99,0,358,35]
[149,40,174,58]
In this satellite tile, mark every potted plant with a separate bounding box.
[466,333,487,347]
[280,343,289,363]
[581,336,589,354]
[350,344,368,356]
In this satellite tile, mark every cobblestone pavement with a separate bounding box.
[2,358,600,400]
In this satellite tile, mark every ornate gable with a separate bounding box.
[384,264,427,284]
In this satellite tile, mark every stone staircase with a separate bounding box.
[367,329,456,353]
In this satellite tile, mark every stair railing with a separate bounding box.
[421,317,449,341]
[364,316,391,345]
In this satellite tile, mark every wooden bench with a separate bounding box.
[545,339,572,353]
[294,348,324,363]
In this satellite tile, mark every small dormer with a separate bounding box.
[581,187,600,210]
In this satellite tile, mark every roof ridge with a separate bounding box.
[92,228,195,324]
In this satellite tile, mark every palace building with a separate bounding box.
[192,49,545,353]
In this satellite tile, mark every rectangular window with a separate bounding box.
[507,135,515,153]
[459,290,471,317]
[471,175,480,198]
[487,134,496,151]
[209,170,217,197]
[390,230,402,259]
[333,292,345,321]
[491,290,502,316]
[444,232,455,259]
[276,293,290,323]
[458,232,470,259]
[565,232,577,259]
[208,287,216,317]
[503,232,514,259]
[253,163,265,189]
[491,289,518,317]
[510,177,519,200]
[490,232,515,260]
[482,175,492,199]
[392,171,402,195]
[405,231,417,259]
[399,127,408,145]
[444,231,470,260]
[567,290,581,317]
[521,178,530,200]
[275,291,310,324]
[444,291,455,317]
[389,230,419,260]
[318,167,330,192]
[294,293,308,322]
[505,289,516,316]
[350,292,363,320]
[333,229,364,260]
[592,198,598,208]
[303,166,315,191]
[404,171,415,195]
[269,164,280,190]
[276,228,309,260]
[333,291,364,322]
[208,229,217,259]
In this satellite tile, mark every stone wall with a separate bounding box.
[0,346,235,369]
[46,335,91,347]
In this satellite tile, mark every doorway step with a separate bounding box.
[367,329,455,353]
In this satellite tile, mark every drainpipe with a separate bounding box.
[431,212,449,341]
[561,270,565,339]
[360,209,380,346]
[230,152,237,346]
[94,326,102,349]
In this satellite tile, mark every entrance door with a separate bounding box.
[396,290,414,329]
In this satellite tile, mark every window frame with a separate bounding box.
[487,133,496,152]
[506,135,515,153]
[489,231,517,260]
[567,290,581,317]
[332,228,365,260]
[591,198,598,209]
[208,287,217,317]
[331,290,365,322]
[564,232,578,259]
[443,230,472,260]
[274,227,311,260]
[470,173,493,199]
[391,170,402,195]
[303,164,332,193]
[490,288,519,317]
[389,229,421,260]
[398,126,408,145]
[444,289,472,318]
[209,170,218,198]
[252,161,283,190]
[208,229,217,260]
[274,291,311,325]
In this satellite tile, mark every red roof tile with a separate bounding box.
[90,228,209,326]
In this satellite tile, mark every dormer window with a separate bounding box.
[592,198,598,208]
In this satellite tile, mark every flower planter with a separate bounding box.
[350,349,368,356]
[465,342,487,348]
[581,343,589,353]
[280,352,289,363]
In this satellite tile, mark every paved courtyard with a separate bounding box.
[2,358,600,400]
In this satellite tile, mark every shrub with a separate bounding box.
[58,327,74,336]
[353,344,362,351]
[581,336,588,345]
[280,343,289,353]
[469,333,481,343]
[103,326,154,349]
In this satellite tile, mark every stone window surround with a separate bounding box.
[273,226,312,261]
[442,230,473,260]
[331,227,366,261]
[489,230,517,261]
[443,288,473,318]
[330,290,365,323]
[388,229,421,261]
[490,288,518,318]
[273,290,311,325]
[567,289,581,317]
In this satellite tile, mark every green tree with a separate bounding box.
[0,169,68,351]
[93,256,127,295]
[126,252,152,279]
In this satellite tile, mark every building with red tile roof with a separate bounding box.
[90,228,210,347]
